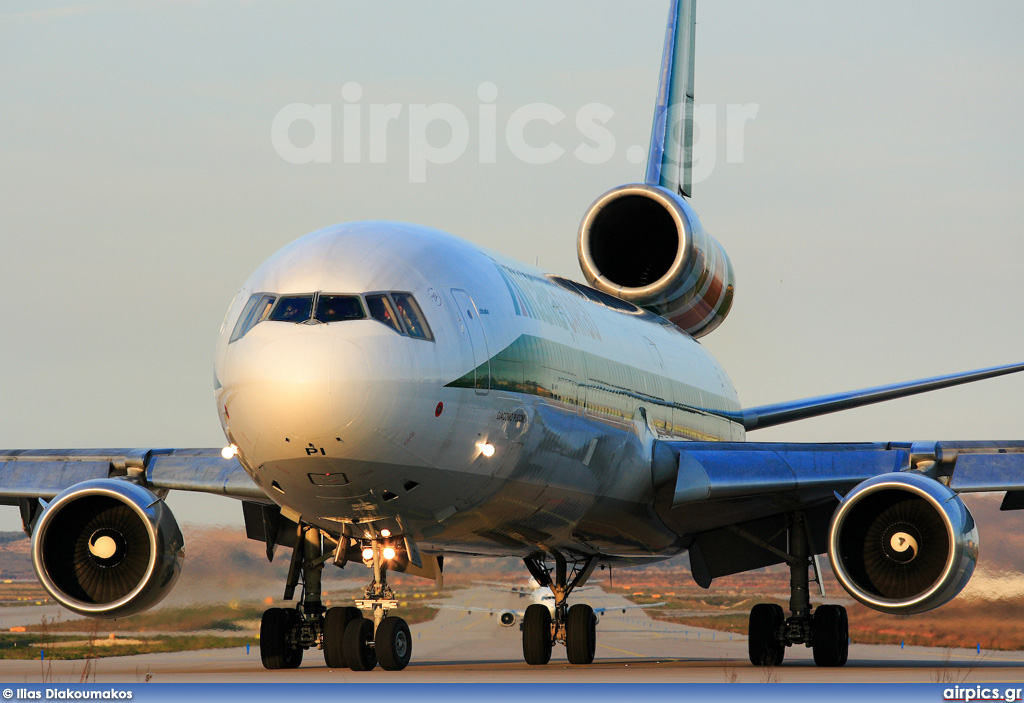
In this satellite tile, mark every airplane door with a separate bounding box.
[450,289,490,395]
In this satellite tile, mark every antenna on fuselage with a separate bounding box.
[645,0,696,199]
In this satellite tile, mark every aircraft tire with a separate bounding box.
[376,616,412,671]
[323,606,362,669]
[812,605,849,667]
[838,607,849,666]
[522,603,552,665]
[344,617,378,671]
[747,603,785,666]
[565,604,596,665]
[260,607,303,670]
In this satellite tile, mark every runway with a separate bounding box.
[0,586,1021,683]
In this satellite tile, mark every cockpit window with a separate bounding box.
[229,290,435,340]
[269,295,314,323]
[391,292,433,340]
[316,295,365,322]
[229,293,276,343]
[365,294,401,332]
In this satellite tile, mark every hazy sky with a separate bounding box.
[2,1,1023,529]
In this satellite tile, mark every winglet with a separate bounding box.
[645,0,696,198]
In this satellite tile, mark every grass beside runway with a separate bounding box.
[0,632,250,660]
[0,593,444,660]
[622,588,1024,651]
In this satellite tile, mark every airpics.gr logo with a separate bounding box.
[270,82,759,183]
[943,686,1024,702]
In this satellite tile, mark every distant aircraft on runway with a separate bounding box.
[435,586,661,629]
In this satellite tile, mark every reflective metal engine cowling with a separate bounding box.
[577,184,735,338]
[31,479,184,618]
[828,472,977,615]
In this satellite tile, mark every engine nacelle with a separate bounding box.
[497,610,517,627]
[577,184,734,338]
[828,472,977,615]
[31,479,184,618]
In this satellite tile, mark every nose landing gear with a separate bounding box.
[349,536,410,671]
[258,525,412,671]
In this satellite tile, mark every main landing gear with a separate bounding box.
[258,524,412,671]
[520,553,599,666]
[745,513,849,667]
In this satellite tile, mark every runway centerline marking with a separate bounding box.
[597,642,645,657]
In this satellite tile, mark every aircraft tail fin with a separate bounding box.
[645,0,696,198]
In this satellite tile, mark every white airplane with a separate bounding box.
[475,579,545,598]
[3,0,1024,674]
[478,578,590,598]
[436,585,656,628]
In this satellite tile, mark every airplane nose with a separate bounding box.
[241,328,369,441]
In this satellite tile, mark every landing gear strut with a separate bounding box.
[350,537,411,671]
[260,523,325,670]
[744,513,849,667]
[521,553,598,665]
[258,525,412,671]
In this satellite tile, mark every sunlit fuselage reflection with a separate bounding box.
[214,221,744,563]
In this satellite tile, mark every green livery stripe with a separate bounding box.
[444,334,741,441]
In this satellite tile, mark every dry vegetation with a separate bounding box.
[619,578,1024,651]
[0,632,249,661]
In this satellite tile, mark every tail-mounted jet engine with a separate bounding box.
[577,184,735,338]
[31,479,184,618]
[828,472,977,615]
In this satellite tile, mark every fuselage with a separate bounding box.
[214,221,743,564]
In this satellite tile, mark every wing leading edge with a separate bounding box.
[0,448,265,529]
[732,360,1024,431]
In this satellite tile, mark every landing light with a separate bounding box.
[361,547,374,561]
[221,444,238,459]
[479,442,495,458]
[382,546,397,561]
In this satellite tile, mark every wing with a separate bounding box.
[430,603,524,618]
[474,581,533,595]
[654,438,1024,589]
[428,602,663,620]
[0,447,272,617]
[727,360,1024,431]
[0,448,266,529]
[592,602,665,617]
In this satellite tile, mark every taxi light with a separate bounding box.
[382,546,397,561]
[380,529,391,538]
[479,442,495,458]
[221,444,238,459]
[361,547,374,561]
